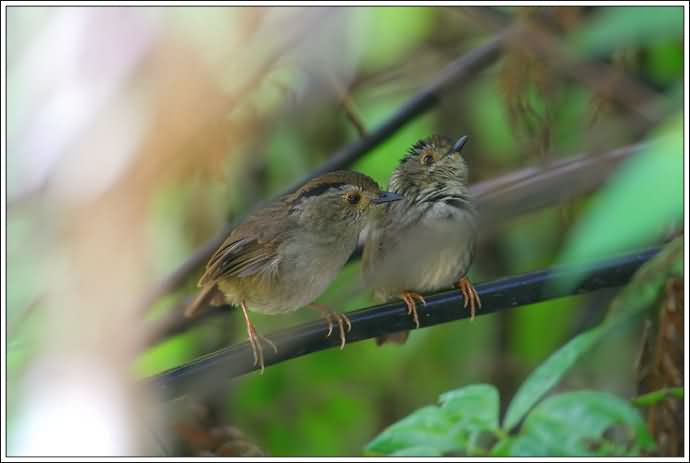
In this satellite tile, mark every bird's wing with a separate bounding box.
[198,203,287,287]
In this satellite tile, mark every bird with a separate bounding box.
[362,134,481,345]
[185,170,402,372]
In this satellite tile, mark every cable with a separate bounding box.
[150,246,659,396]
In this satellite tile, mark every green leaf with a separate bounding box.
[574,6,683,56]
[552,113,682,292]
[440,384,500,453]
[366,406,458,456]
[644,40,684,86]
[366,384,500,456]
[390,446,444,457]
[504,236,683,432]
[517,391,655,456]
[632,387,683,407]
[491,434,546,457]
[605,236,683,323]
[503,324,606,431]
[440,384,500,432]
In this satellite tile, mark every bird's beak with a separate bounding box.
[372,191,403,204]
[444,135,469,157]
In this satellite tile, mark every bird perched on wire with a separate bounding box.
[185,170,402,372]
[362,135,481,345]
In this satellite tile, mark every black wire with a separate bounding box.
[150,246,659,397]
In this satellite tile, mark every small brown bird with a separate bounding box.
[362,135,481,345]
[186,170,402,372]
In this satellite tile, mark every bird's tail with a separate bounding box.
[375,331,410,346]
[185,284,222,318]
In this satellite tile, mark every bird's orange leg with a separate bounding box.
[399,291,427,329]
[308,303,351,350]
[240,301,277,374]
[456,277,481,321]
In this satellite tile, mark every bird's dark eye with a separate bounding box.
[346,192,361,205]
[421,153,434,166]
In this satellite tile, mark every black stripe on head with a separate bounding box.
[295,182,346,201]
[401,135,452,164]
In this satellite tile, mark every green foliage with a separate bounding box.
[574,6,683,56]
[466,79,519,163]
[134,330,200,376]
[553,113,682,292]
[367,383,655,456]
[632,388,683,408]
[367,385,499,456]
[604,235,683,322]
[352,7,436,71]
[495,391,654,456]
[644,39,684,87]
[503,324,605,431]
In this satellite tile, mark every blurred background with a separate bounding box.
[5,5,684,456]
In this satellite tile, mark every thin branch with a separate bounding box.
[144,141,646,346]
[150,247,659,396]
[137,30,509,313]
[474,141,648,233]
[324,69,369,138]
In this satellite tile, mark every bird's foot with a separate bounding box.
[456,277,481,321]
[240,302,277,374]
[400,291,427,329]
[309,303,352,350]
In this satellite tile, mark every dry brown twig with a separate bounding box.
[324,69,369,138]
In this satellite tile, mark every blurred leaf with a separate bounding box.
[553,113,682,291]
[503,324,605,431]
[511,297,577,367]
[632,387,683,407]
[503,391,655,456]
[644,39,684,86]
[467,80,519,163]
[353,7,435,71]
[505,236,682,431]
[266,125,311,194]
[605,235,683,322]
[366,384,499,456]
[575,6,683,56]
[134,330,199,376]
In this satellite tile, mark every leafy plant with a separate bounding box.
[367,383,655,457]
[574,6,683,56]
[553,113,683,293]
[366,237,683,456]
